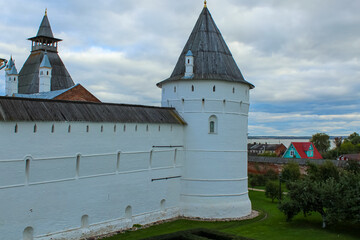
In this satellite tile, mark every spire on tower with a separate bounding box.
[157,6,254,89]
[40,51,51,68]
[5,56,14,71]
[45,8,47,16]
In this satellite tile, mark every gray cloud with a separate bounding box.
[1,0,360,136]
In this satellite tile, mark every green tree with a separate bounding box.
[281,161,301,184]
[306,160,339,181]
[310,133,330,153]
[333,137,343,148]
[339,141,356,154]
[265,181,281,202]
[347,132,360,145]
[279,176,342,228]
[279,164,360,228]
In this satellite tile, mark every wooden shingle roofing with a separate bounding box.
[18,50,75,94]
[0,97,186,125]
[158,7,254,88]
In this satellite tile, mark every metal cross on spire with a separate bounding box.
[204,1,207,8]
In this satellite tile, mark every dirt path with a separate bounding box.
[248,188,265,192]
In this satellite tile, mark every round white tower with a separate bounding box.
[157,5,254,219]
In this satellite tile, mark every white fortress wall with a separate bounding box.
[0,121,184,240]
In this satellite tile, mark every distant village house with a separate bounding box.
[248,143,287,157]
[283,142,323,159]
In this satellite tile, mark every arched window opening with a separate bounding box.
[174,86,176,93]
[15,124,18,133]
[135,125,138,131]
[187,59,190,64]
[114,125,117,132]
[81,215,89,228]
[14,77,16,81]
[123,125,126,132]
[51,124,55,133]
[208,115,218,134]
[23,226,34,240]
[233,87,235,93]
[33,124,37,133]
[101,125,104,132]
[68,125,71,133]
[213,85,216,92]
[40,71,43,75]
[86,125,89,132]
[191,85,194,92]
[146,125,149,132]
[158,126,161,132]
[46,71,49,76]
[125,205,132,219]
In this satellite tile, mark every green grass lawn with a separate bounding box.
[103,191,359,240]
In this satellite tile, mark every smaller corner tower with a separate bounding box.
[5,56,18,96]
[184,50,194,79]
[38,51,52,92]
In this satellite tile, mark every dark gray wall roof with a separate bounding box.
[157,7,254,88]
[0,96,186,125]
[18,50,75,94]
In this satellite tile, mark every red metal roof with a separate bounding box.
[291,142,323,159]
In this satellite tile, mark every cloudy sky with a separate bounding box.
[1,0,360,137]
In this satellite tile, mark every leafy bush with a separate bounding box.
[265,181,281,202]
[345,159,360,174]
[265,169,278,181]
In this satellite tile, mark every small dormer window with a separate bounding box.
[188,59,190,64]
